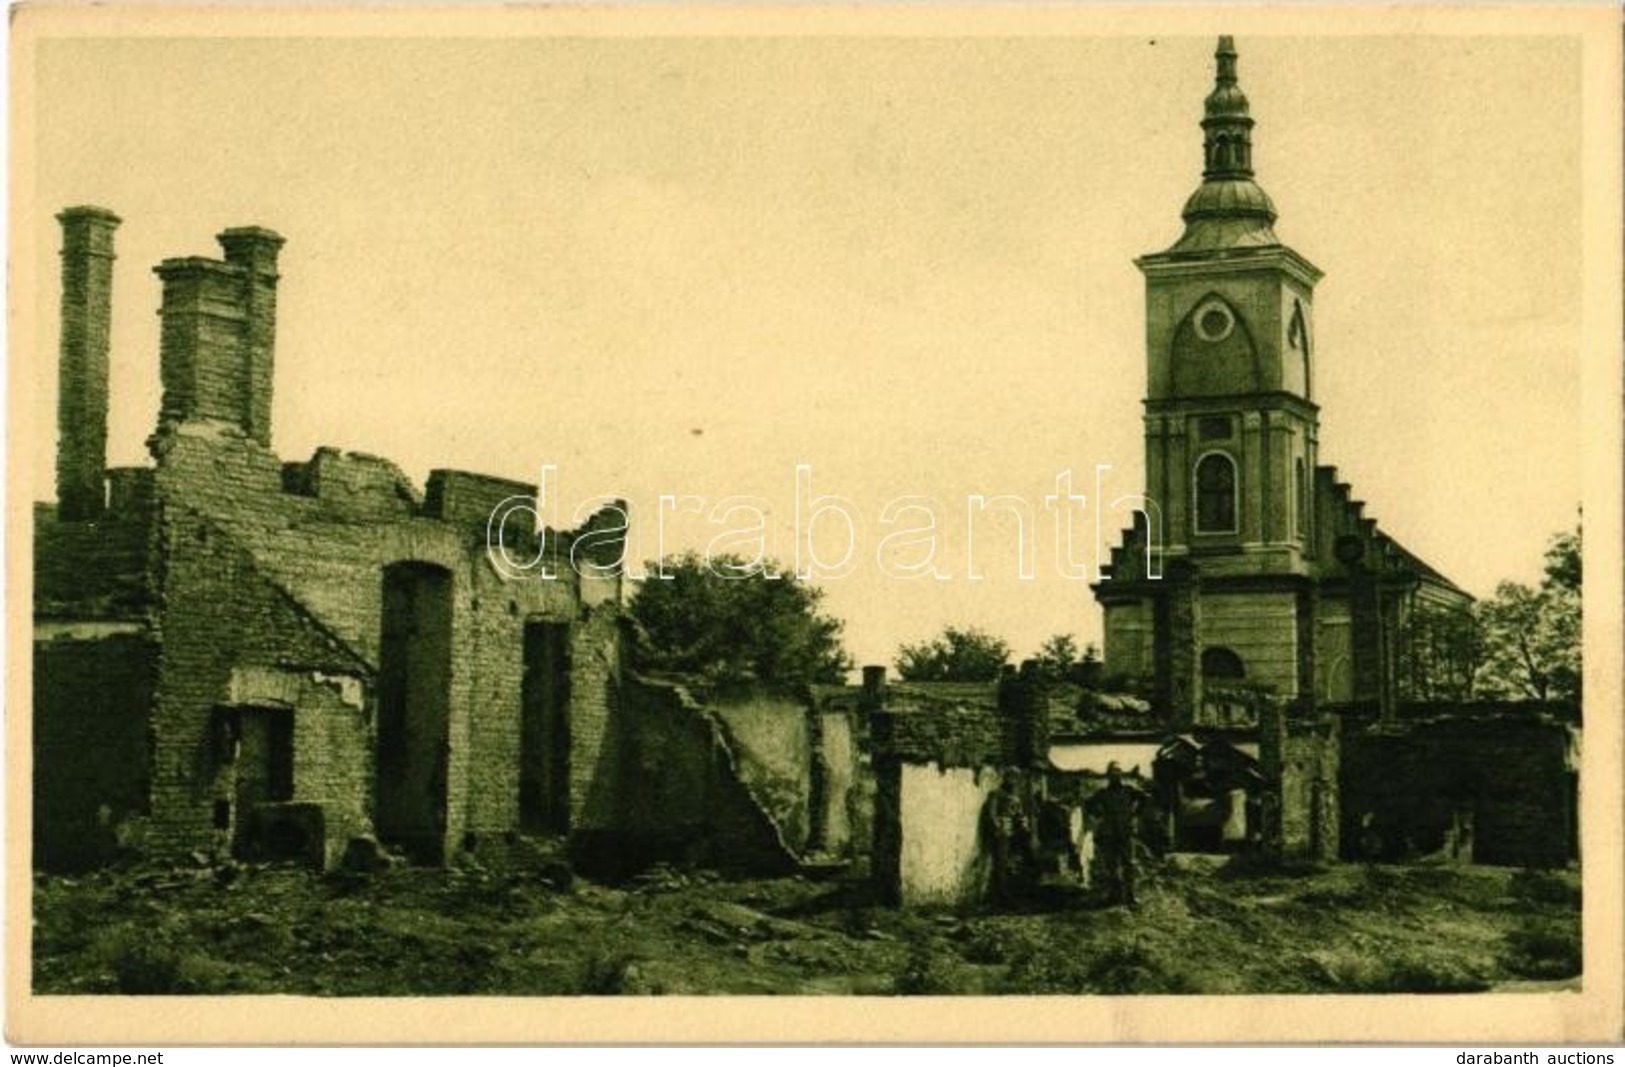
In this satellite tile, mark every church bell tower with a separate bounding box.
[1097,37,1326,719]
[1138,36,1322,575]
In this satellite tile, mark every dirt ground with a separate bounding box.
[31,847,1581,996]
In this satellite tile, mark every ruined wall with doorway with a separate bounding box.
[139,438,623,868]
[141,497,375,862]
[34,210,626,872]
[221,666,371,869]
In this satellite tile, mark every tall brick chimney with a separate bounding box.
[217,227,283,447]
[154,225,284,447]
[55,206,121,521]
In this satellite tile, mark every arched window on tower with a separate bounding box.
[1202,647,1246,681]
[1195,452,1237,534]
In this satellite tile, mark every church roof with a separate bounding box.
[1316,464,1473,601]
[1381,532,1473,601]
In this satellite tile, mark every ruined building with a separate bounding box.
[1092,37,1473,726]
[36,38,1573,887]
[35,208,632,870]
[34,207,872,877]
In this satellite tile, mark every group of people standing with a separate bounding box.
[980,762,1143,907]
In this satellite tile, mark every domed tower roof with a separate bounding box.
[1169,36,1281,254]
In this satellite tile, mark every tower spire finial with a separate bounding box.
[1216,35,1237,85]
[1201,34,1254,181]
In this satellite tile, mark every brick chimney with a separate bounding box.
[55,206,121,521]
[217,227,283,447]
[154,225,284,448]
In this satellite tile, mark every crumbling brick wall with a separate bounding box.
[38,426,620,869]
[223,666,372,868]
[562,606,623,837]
[145,506,375,860]
[144,429,619,864]
[1258,702,1340,861]
[1340,711,1576,867]
[1283,722,1338,861]
[36,211,628,872]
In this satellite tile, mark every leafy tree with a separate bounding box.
[1396,603,1481,702]
[1543,523,1582,595]
[1035,633,1081,682]
[1475,523,1581,703]
[1033,633,1103,686]
[895,625,1011,683]
[627,552,852,691]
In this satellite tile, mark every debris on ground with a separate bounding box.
[31,855,1579,996]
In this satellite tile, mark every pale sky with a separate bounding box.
[25,26,1586,669]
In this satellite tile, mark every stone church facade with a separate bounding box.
[1093,37,1472,727]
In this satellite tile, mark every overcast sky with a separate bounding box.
[25,22,1589,668]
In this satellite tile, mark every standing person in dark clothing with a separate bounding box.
[983,773,1036,905]
[1090,762,1142,907]
[982,776,1016,904]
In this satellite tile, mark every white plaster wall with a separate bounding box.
[820,709,856,853]
[898,762,1000,906]
[1049,740,1257,774]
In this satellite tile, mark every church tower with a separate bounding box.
[1097,37,1325,719]
[1140,36,1321,577]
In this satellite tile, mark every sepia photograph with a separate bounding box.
[7,3,1622,1046]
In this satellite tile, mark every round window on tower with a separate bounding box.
[1194,300,1235,343]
